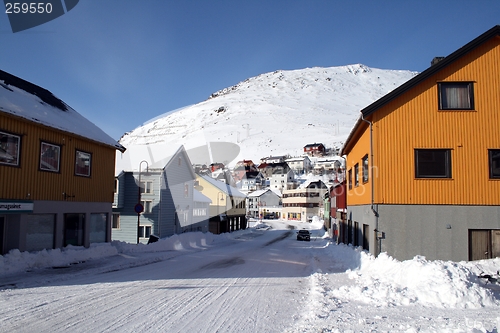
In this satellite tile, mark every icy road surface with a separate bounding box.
[1,220,500,332]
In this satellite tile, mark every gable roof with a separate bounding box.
[0,69,125,152]
[200,175,246,198]
[341,25,500,155]
[362,25,500,118]
[304,143,325,149]
[115,143,196,178]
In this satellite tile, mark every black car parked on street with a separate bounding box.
[296,230,311,241]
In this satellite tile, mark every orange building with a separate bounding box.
[341,26,500,261]
[0,70,125,254]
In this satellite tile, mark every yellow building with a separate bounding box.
[341,26,500,261]
[0,70,125,254]
[195,175,247,234]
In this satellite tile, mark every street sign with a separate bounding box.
[134,203,144,214]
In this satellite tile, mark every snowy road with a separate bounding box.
[1,221,322,333]
[1,220,500,333]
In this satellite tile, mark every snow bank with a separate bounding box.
[0,229,258,277]
[334,251,500,309]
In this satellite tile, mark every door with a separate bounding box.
[363,224,370,251]
[64,213,85,247]
[469,230,491,261]
[492,230,500,258]
[0,216,4,255]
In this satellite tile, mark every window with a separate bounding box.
[40,142,61,172]
[139,225,152,238]
[112,213,120,229]
[354,164,359,187]
[89,213,107,243]
[25,214,55,252]
[140,181,153,194]
[75,150,91,177]
[0,130,21,166]
[438,82,474,110]
[348,169,352,189]
[489,150,500,179]
[141,200,152,214]
[362,155,369,183]
[184,183,189,198]
[415,149,451,178]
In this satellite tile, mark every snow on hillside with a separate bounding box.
[119,64,417,166]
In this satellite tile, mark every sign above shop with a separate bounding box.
[0,201,34,213]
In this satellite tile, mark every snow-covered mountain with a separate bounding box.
[119,64,417,167]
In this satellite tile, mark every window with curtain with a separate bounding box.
[0,130,21,166]
[362,154,369,183]
[438,82,474,110]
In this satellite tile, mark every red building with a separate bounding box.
[303,143,325,157]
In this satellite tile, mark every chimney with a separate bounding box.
[431,57,445,66]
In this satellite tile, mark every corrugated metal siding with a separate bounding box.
[1,114,116,202]
[345,126,372,205]
[372,37,500,205]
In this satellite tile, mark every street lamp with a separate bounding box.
[217,191,225,216]
[137,160,149,244]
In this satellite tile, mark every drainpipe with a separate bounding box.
[361,114,380,256]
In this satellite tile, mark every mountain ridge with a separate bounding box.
[119,64,417,166]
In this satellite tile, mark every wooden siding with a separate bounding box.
[112,171,161,243]
[1,114,117,202]
[366,36,500,205]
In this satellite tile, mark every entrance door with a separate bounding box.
[492,230,500,258]
[0,216,4,255]
[469,230,491,261]
[363,224,370,251]
[64,213,85,247]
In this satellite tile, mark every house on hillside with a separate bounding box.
[246,189,282,219]
[196,175,247,234]
[282,180,329,222]
[232,160,258,182]
[113,145,210,244]
[0,69,125,254]
[260,155,287,164]
[238,171,264,193]
[341,25,500,261]
[285,156,313,175]
[304,143,325,157]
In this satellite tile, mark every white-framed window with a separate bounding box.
[75,150,91,177]
[140,181,153,194]
[141,200,153,214]
[139,225,152,238]
[112,213,120,229]
[40,141,60,172]
[0,130,21,166]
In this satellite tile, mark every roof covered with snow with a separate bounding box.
[200,175,246,198]
[0,70,125,152]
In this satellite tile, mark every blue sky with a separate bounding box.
[1,1,500,140]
